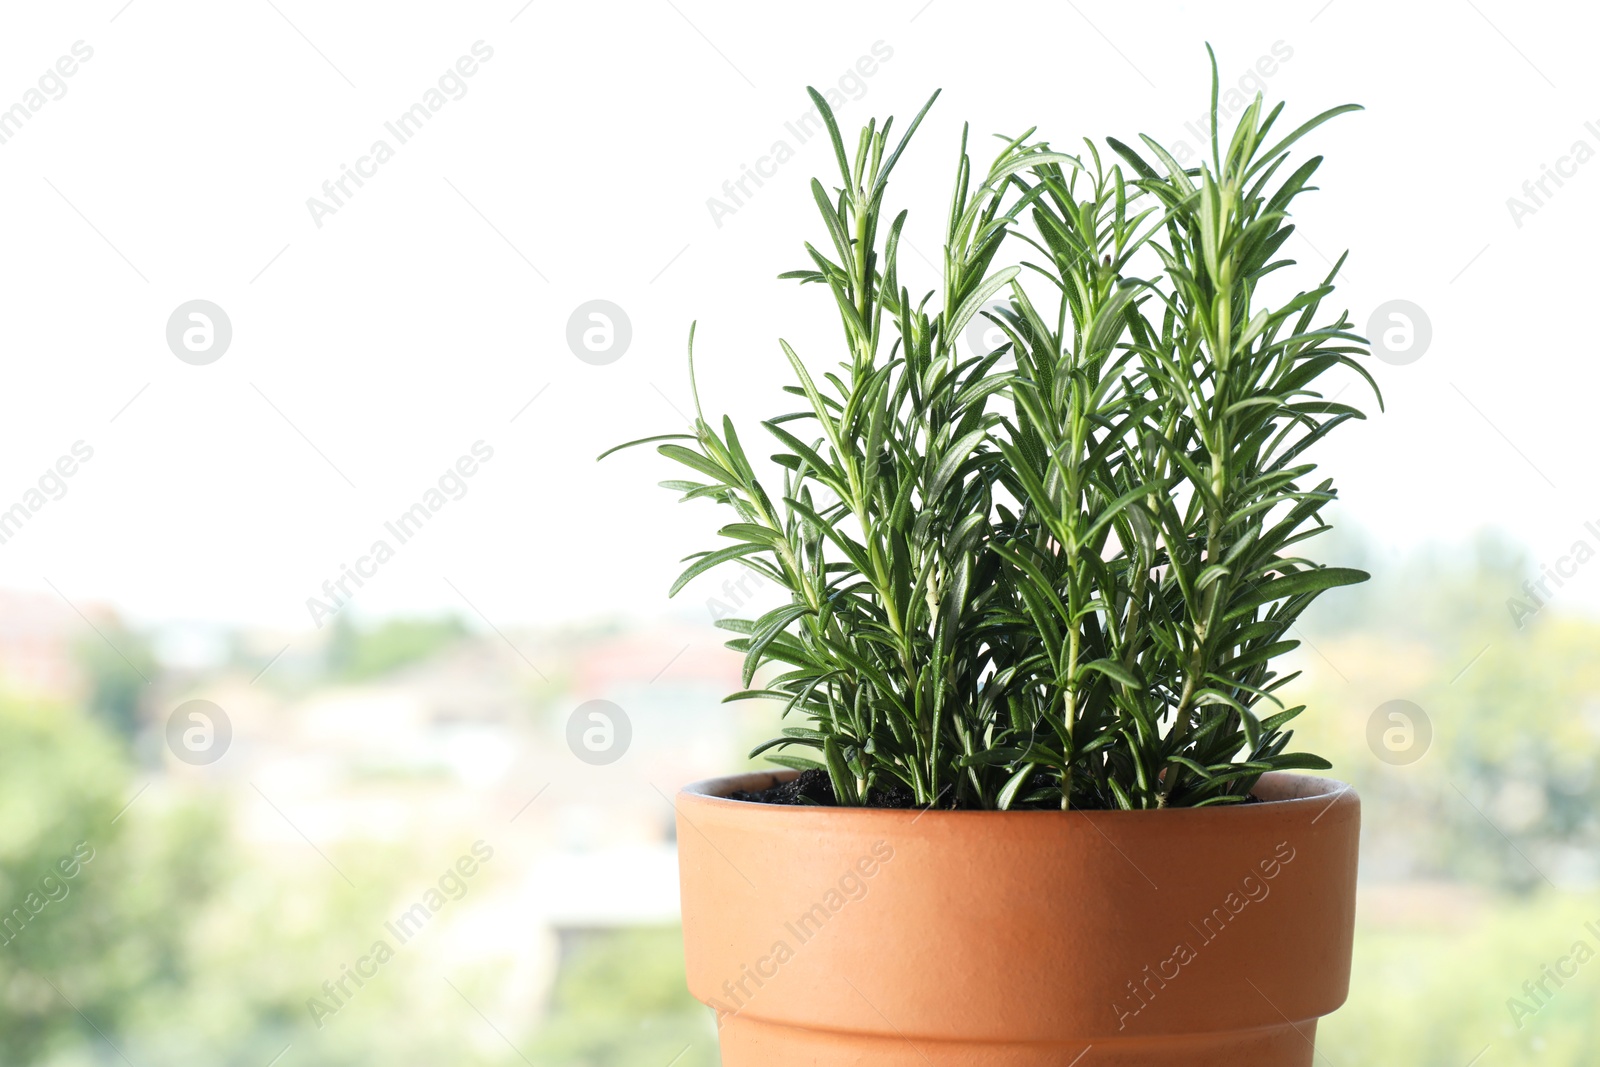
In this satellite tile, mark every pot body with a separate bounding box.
[676,771,1359,1066]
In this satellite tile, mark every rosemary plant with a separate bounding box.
[606,54,1378,810]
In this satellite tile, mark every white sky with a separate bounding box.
[0,0,1595,633]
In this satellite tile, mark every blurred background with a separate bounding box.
[0,0,1596,1064]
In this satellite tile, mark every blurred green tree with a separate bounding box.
[326,615,469,681]
[532,927,717,1066]
[72,618,157,744]
[0,693,224,1064]
[1294,528,1600,891]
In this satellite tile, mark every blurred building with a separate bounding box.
[0,587,110,700]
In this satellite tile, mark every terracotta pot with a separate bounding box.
[676,770,1358,1066]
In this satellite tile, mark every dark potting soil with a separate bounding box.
[725,769,918,808]
[724,768,1263,809]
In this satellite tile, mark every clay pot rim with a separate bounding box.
[681,768,1355,819]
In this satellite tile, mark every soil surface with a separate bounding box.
[723,768,1262,809]
[725,769,919,808]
